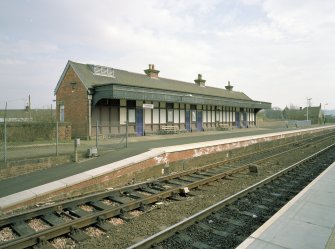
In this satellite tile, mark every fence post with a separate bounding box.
[4,117,7,163]
[4,102,7,163]
[96,120,99,150]
[56,121,59,156]
[125,121,128,148]
[74,138,80,162]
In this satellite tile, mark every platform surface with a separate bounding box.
[237,161,335,249]
[0,126,334,212]
[0,127,294,198]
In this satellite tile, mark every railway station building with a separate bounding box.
[54,61,271,138]
[282,105,323,124]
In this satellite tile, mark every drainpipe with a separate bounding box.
[88,94,92,139]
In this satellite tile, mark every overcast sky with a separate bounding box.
[1,0,334,110]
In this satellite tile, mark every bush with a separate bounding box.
[0,122,56,142]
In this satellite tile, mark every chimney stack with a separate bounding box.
[194,74,206,87]
[144,64,160,78]
[225,81,234,91]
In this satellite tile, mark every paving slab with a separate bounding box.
[30,181,67,197]
[237,161,335,249]
[284,200,335,229]
[239,238,287,249]
[59,172,93,186]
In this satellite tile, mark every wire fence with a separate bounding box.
[0,118,128,178]
[0,121,68,163]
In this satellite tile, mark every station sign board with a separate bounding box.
[143,104,154,109]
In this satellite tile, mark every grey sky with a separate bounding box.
[0,0,334,110]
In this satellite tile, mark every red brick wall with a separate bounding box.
[58,122,72,140]
[56,66,89,138]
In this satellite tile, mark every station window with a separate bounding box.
[180,110,185,123]
[127,100,136,108]
[128,109,135,123]
[166,102,173,123]
[166,102,173,109]
[160,109,166,123]
[174,109,180,123]
[60,104,64,122]
[167,109,173,122]
[120,107,127,124]
[153,109,159,124]
[191,110,196,122]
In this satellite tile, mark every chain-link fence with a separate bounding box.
[0,121,68,163]
[92,121,129,151]
[0,120,128,163]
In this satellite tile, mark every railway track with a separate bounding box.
[130,143,335,249]
[0,131,334,249]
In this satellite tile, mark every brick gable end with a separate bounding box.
[56,66,89,138]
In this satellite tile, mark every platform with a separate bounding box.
[0,125,334,213]
[237,161,335,249]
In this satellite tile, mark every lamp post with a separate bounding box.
[306,98,312,122]
[323,103,328,124]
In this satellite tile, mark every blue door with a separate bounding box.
[185,110,191,131]
[136,108,143,136]
[197,111,203,131]
[235,112,240,128]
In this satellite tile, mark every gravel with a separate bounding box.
[1,135,332,249]
[75,139,334,249]
[27,218,50,231]
[77,173,264,249]
[0,227,16,242]
[79,204,95,212]
[84,227,105,237]
[50,236,76,249]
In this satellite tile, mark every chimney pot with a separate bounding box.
[194,74,206,87]
[144,64,160,78]
[225,81,234,91]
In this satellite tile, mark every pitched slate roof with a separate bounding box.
[304,106,321,118]
[55,60,254,102]
[283,106,321,120]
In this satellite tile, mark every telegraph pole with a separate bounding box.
[306,98,312,121]
[4,102,7,163]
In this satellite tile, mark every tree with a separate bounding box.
[263,107,283,120]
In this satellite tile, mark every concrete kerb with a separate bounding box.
[85,150,165,178]
[0,190,37,211]
[59,172,94,186]
[151,125,323,154]
[0,149,168,213]
[0,125,334,213]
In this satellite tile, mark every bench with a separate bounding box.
[161,125,179,134]
[218,123,230,130]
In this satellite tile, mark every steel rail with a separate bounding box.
[2,131,333,225]
[0,133,334,248]
[128,143,335,249]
